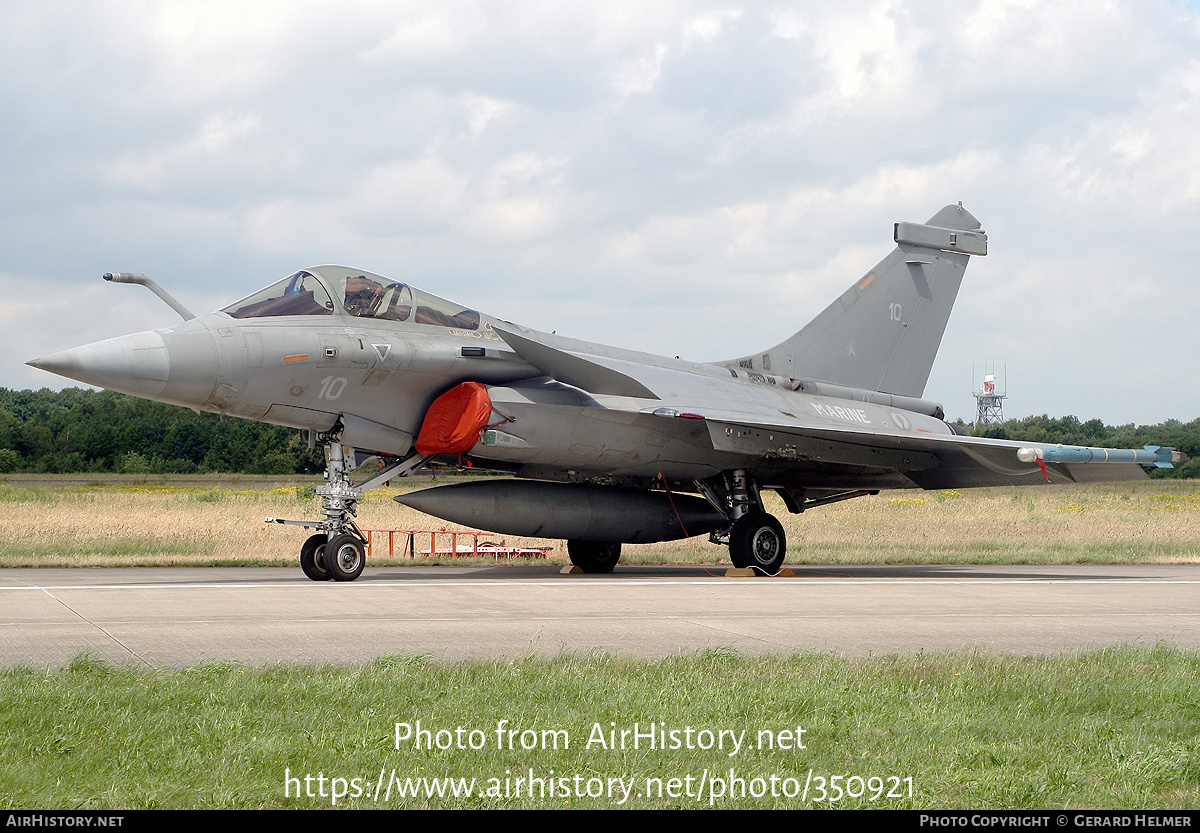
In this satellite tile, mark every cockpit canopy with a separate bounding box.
[221,266,480,330]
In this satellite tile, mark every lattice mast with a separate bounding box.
[973,371,1006,426]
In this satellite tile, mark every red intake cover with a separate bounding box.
[415,381,494,455]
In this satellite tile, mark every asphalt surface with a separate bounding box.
[2,563,1197,668]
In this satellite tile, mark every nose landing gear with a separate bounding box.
[266,426,430,582]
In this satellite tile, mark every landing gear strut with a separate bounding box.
[702,469,788,576]
[266,426,430,582]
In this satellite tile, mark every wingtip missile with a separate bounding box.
[1017,445,1184,469]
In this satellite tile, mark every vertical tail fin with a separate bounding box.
[726,204,987,398]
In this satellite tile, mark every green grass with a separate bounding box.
[2,649,1197,809]
[0,484,57,503]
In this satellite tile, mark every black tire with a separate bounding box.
[325,533,366,582]
[300,533,330,581]
[567,540,622,573]
[729,511,786,575]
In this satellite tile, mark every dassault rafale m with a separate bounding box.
[28,204,1183,581]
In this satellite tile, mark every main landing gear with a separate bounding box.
[564,469,788,576]
[728,511,787,575]
[267,427,430,582]
[701,469,788,576]
[567,540,622,574]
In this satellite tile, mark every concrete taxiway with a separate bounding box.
[1,564,1197,668]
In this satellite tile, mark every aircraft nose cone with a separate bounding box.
[27,324,220,407]
[28,331,171,399]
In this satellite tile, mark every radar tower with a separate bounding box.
[973,369,1007,426]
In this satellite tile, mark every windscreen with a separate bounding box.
[222,272,334,319]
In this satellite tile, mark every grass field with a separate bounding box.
[4,475,1198,810]
[2,648,1197,809]
[1,474,1197,567]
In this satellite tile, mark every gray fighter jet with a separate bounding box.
[28,204,1183,580]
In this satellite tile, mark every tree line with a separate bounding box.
[0,386,1196,478]
[0,387,322,474]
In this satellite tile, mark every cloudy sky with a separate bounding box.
[4,0,1199,425]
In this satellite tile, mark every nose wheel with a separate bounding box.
[299,533,330,581]
[324,533,366,582]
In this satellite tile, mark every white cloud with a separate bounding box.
[106,112,264,189]
[680,8,742,51]
[612,43,670,97]
[4,0,1199,425]
[461,93,511,135]
[363,8,486,62]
